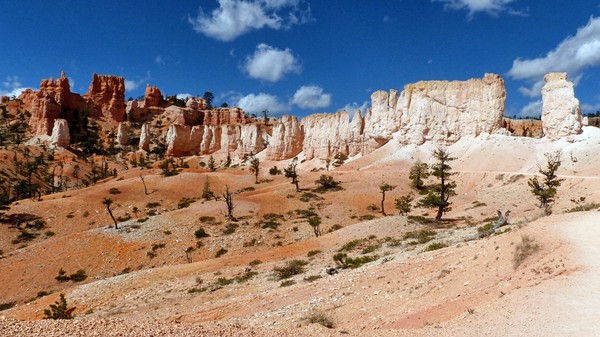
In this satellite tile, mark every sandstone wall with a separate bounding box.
[300,111,364,160]
[265,115,303,161]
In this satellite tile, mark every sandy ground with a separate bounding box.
[2,129,600,336]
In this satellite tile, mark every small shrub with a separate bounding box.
[146,210,157,216]
[513,235,539,269]
[37,291,50,298]
[43,294,75,320]
[280,279,296,287]
[295,209,318,218]
[366,204,380,212]
[261,221,279,229]
[215,277,233,286]
[333,253,379,269]
[403,230,436,244]
[339,239,365,252]
[163,230,172,235]
[425,242,448,251]
[194,228,209,238]
[188,287,207,294]
[358,214,375,221]
[299,192,322,202]
[249,259,262,267]
[304,275,322,282]
[269,166,282,175]
[235,271,258,283]
[307,311,334,329]
[223,223,238,235]
[313,175,342,193]
[66,214,75,219]
[329,224,342,232]
[55,269,70,282]
[178,197,195,209]
[146,202,161,208]
[0,302,16,311]
[69,269,88,282]
[361,244,381,254]
[45,230,56,237]
[273,259,308,280]
[307,250,322,257]
[30,219,46,230]
[108,188,121,195]
[215,248,228,258]
[407,215,436,225]
[199,216,216,223]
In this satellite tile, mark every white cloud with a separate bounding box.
[243,43,301,82]
[188,0,312,42]
[582,102,600,113]
[0,76,29,98]
[155,56,166,65]
[339,101,368,114]
[291,85,331,109]
[517,80,544,98]
[125,72,152,92]
[176,93,193,100]
[236,93,289,114]
[432,0,525,17]
[519,100,542,118]
[508,17,600,81]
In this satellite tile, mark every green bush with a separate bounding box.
[194,228,209,238]
[223,223,238,235]
[425,242,448,251]
[273,259,308,280]
[215,248,228,258]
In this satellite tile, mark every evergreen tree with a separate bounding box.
[417,148,457,221]
[249,155,260,184]
[409,160,430,190]
[284,158,300,192]
[528,151,564,215]
[43,293,75,320]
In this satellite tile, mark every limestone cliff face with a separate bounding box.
[84,73,126,122]
[50,119,70,148]
[364,73,506,150]
[301,111,364,160]
[541,72,582,140]
[266,115,303,161]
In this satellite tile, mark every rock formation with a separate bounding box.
[139,123,151,151]
[144,85,162,107]
[301,111,364,160]
[266,115,303,161]
[21,72,82,135]
[502,118,543,138]
[50,119,70,148]
[166,124,203,157]
[84,73,126,122]
[541,73,582,140]
[237,124,266,157]
[364,73,506,150]
[116,122,129,146]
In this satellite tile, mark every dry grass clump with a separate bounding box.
[513,235,539,269]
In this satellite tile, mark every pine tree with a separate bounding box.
[284,158,300,192]
[409,160,430,190]
[43,293,75,320]
[379,183,396,216]
[528,151,564,215]
[249,155,260,184]
[417,148,457,221]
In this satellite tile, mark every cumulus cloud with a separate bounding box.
[125,72,152,92]
[582,102,600,113]
[176,93,193,100]
[0,76,29,98]
[188,0,313,42]
[519,100,542,118]
[432,0,525,17]
[291,85,331,109]
[339,101,369,114]
[243,43,301,82]
[237,93,289,114]
[508,17,600,81]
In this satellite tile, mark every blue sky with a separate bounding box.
[1,0,599,118]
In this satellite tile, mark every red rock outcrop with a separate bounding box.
[501,118,543,137]
[84,73,126,123]
[21,72,82,135]
[144,85,162,107]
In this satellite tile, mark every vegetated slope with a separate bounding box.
[1,128,600,336]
